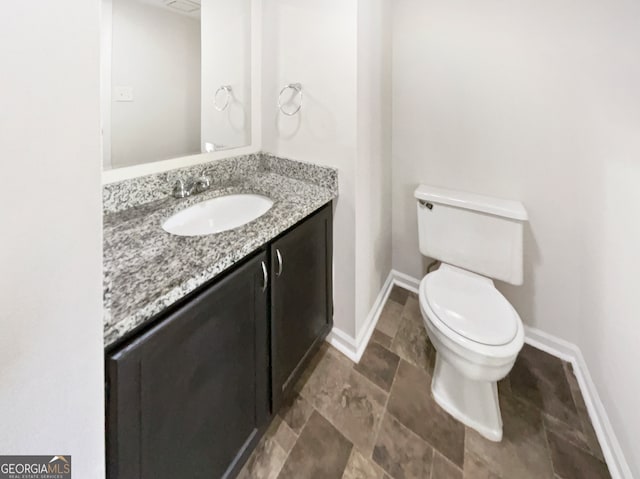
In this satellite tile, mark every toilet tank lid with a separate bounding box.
[414,185,528,221]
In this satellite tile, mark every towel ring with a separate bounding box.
[278,83,303,116]
[214,85,232,112]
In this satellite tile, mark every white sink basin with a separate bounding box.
[162,194,274,237]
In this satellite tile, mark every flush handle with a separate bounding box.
[261,261,269,292]
[418,200,434,210]
[275,249,284,277]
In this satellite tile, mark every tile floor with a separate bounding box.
[237,286,611,479]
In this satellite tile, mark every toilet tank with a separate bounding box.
[415,185,528,285]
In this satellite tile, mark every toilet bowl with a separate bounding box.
[419,264,524,442]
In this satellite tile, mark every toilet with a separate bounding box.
[414,184,528,442]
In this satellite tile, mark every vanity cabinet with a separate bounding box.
[106,202,333,479]
[270,204,333,410]
[106,252,270,479]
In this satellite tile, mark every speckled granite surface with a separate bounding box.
[103,153,263,213]
[103,152,338,214]
[103,154,338,347]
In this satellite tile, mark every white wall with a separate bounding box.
[201,0,252,152]
[0,0,104,477]
[262,0,392,341]
[262,0,359,337]
[355,0,392,331]
[391,0,640,475]
[110,0,201,168]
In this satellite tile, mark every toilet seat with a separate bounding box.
[421,265,519,347]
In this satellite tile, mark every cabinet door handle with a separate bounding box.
[261,261,268,292]
[276,249,283,277]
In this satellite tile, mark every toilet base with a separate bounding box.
[431,354,504,442]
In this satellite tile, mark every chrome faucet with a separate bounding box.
[172,179,191,198]
[171,170,212,199]
[192,172,211,193]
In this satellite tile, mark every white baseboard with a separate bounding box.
[522,326,577,363]
[326,269,404,363]
[328,270,632,479]
[391,269,421,293]
[324,327,358,362]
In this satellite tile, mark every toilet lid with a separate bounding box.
[423,267,519,346]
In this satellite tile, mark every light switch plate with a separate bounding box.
[114,86,134,102]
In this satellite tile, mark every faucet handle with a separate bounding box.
[190,169,211,194]
[198,170,211,189]
[172,179,191,199]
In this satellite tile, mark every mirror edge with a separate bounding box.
[102,0,262,185]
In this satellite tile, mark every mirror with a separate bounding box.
[101,0,252,171]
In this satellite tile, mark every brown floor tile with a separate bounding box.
[293,343,343,391]
[354,341,400,392]
[547,430,611,479]
[465,393,554,479]
[237,435,288,479]
[299,344,387,455]
[278,411,353,479]
[431,452,463,479]
[563,363,605,461]
[279,393,314,435]
[387,360,465,468]
[463,451,501,479]
[510,345,581,429]
[497,376,511,396]
[297,343,354,396]
[266,415,298,454]
[371,330,394,349]
[376,299,404,338]
[389,285,410,305]
[256,294,610,479]
[543,413,590,456]
[390,314,433,372]
[294,343,353,393]
[401,295,422,324]
[429,348,437,375]
[578,408,605,462]
[373,412,434,479]
[342,449,385,479]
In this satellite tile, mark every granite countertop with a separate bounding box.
[103,154,338,347]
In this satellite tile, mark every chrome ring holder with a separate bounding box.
[214,85,232,112]
[278,83,303,116]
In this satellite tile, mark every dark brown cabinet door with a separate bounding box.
[106,252,269,479]
[270,204,333,410]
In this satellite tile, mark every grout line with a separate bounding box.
[294,348,365,462]
[561,363,607,462]
[274,404,314,478]
[339,449,357,479]
[463,426,469,471]
[428,447,436,479]
[432,449,462,476]
[383,397,445,469]
[365,305,403,473]
[384,309,442,475]
[542,416,560,479]
[371,374,401,478]
[270,440,289,479]
[350,359,396,398]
